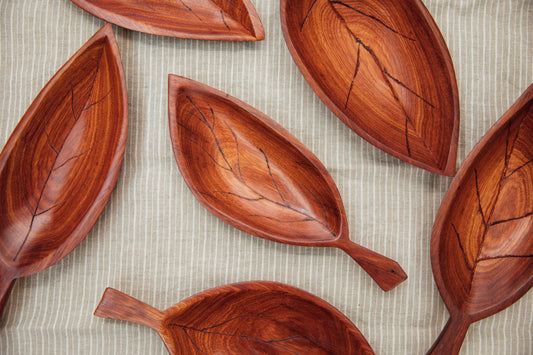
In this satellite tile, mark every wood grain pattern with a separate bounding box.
[428,85,533,354]
[280,0,459,175]
[168,75,406,291]
[0,24,128,316]
[70,0,265,41]
[95,281,375,354]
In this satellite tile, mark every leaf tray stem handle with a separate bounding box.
[427,313,471,355]
[94,288,164,331]
[336,240,407,291]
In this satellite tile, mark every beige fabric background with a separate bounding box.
[1,0,532,354]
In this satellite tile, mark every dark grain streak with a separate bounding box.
[384,70,435,108]
[183,135,232,172]
[258,147,288,206]
[220,10,230,31]
[451,223,472,270]
[178,0,204,22]
[330,0,416,41]
[205,190,265,201]
[248,215,315,223]
[82,89,112,112]
[505,158,533,179]
[45,129,59,155]
[344,42,361,109]
[53,147,93,171]
[134,0,155,11]
[302,184,328,229]
[186,97,234,172]
[300,0,320,31]
[182,328,206,354]
[246,338,260,355]
[474,169,487,227]
[490,211,533,226]
[478,254,533,262]
[169,322,338,351]
[225,122,244,181]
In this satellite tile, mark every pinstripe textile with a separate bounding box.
[0,0,531,354]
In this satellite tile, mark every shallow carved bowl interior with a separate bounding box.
[0,35,125,273]
[434,99,533,320]
[157,282,374,354]
[281,0,458,175]
[172,86,344,244]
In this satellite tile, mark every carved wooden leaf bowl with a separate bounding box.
[70,0,265,41]
[168,75,406,291]
[428,85,533,354]
[281,0,459,175]
[0,24,128,315]
[95,281,375,354]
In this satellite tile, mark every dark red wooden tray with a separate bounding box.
[70,0,265,41]
[95,281,375,354]
[0,24,128,315]
[429,85,533,354]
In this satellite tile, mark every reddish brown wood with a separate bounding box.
[0,24,128,316]
[168,75,407,291]
[95,282,375,354]
[70,0,265,41]
[280,0,459,176]
[429,85,533,354]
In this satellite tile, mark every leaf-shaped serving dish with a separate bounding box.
[429,85,533,354]
[0,24,128,315]
[280,0,459,175]
[95,281,375,354]
[168,75,406,291]
[70,0,265,41]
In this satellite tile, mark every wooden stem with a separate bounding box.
[427,313,471,355]
[94,288,164,331]
[336,240,407,291]
[0,273,15,318]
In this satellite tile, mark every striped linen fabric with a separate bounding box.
[0,0,531,354]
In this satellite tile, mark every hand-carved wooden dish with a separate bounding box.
[70,0,265,41]
[0,24,128,315]
[428,85,533,354]
[168,75,407,291]
[95,281,375,354]
[280,0,459,176]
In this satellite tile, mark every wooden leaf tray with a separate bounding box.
[280,0,459,175]
[0,24,128,315]
[168,75,407,291]
[428,85,533,354]
[95,281,375,354]
[70,0,265,41]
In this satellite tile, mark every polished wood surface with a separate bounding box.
[281,0,459,175]
[95,281,375,354]
[428,85,533,354]
[168,75,406,291]
[70,0,265,41]
[0,24,128,316]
